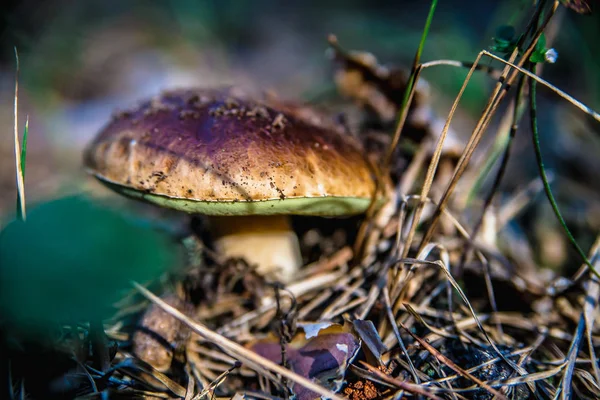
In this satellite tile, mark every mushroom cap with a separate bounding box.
[84,88,376,216]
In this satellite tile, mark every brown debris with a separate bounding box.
[344,379,380,400]
[132,293,194,372]
[271,113,287,131]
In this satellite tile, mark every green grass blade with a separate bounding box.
[384,0,438,167]
[414,0,438,67]
[15,117,28,221]
[20,117,28,180]
[529,72,599,279]
[13,47,26,221]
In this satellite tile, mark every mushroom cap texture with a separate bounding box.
[84,88,376,216]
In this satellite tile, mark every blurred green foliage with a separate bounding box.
[0,195,181,335]
[491,25,517,54]
[4,0,597,115]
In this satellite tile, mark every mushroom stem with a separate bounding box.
[209,215,302,283]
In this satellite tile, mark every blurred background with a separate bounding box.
[0,0,598,272]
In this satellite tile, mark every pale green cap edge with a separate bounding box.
[103,181,374,216]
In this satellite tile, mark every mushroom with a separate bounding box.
[83,88,376,282]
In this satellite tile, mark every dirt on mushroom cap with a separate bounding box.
[83,88,377,216]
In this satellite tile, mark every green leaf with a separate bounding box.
[536,33,547,52]
[529,51,546,64]
[529,33,548,64]
[0,195,182,335]
[491,25,517,53]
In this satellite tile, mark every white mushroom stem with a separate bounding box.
[208,215,302,283]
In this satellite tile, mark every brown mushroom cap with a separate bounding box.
[84,88,376,216]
